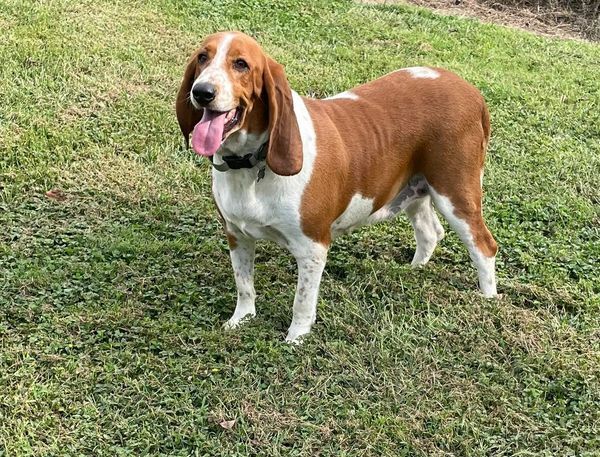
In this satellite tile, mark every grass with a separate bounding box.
[1,0,599,455]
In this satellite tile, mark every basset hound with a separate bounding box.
[176,31,498,343]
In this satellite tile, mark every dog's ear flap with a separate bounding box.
[263,57,303,176]
[175,54,203,147]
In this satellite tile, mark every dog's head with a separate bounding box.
[176,31,302,176]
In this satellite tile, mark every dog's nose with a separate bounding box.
[192,83,217,105]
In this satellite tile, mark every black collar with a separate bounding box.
[209,142,268,172]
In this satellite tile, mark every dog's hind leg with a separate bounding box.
[404,194,445,267]
[427,178,498,298]
[387,175,445,267]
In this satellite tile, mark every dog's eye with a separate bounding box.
[233,58,249,72]
[198,53,208,64]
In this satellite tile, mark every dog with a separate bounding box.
[176,31,498,343]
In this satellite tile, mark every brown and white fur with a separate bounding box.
[176,31,498,343]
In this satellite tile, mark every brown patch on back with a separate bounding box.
[300,68,494,254]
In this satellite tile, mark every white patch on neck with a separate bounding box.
[400,66,440,79]
[192,33,235,111]
[324,90,359,101]
[212,91,321,254]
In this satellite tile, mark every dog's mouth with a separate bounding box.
[191,106,244,157]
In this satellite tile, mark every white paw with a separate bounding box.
[285,324,312,344]
[480,283,498,299]
[411,259,428,268]
[482,291,501,299]
[223,312,255,330]
[411,254,432,268]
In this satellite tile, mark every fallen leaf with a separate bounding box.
[219,419,236,430]
[45,189,67,202]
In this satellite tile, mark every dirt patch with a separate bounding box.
[360,0,599,41]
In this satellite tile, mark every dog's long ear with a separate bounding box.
[263,57,303,176]
[175,54,203,148]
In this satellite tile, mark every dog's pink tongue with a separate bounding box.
[191,110,228,157]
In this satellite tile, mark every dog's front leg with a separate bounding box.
[286,244,328,343]
[223,235,256,329]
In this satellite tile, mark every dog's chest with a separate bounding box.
[212,169,302,244]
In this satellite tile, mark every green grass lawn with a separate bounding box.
[1,0,599,455]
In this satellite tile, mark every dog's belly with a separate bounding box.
[331,176,429,238]
[331,194,375,237]
[331,193,396,238]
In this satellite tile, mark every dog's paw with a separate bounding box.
[410,258,429,269]
[223,312,255,330]
[482,292,503,300]
[285,325,312,344]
